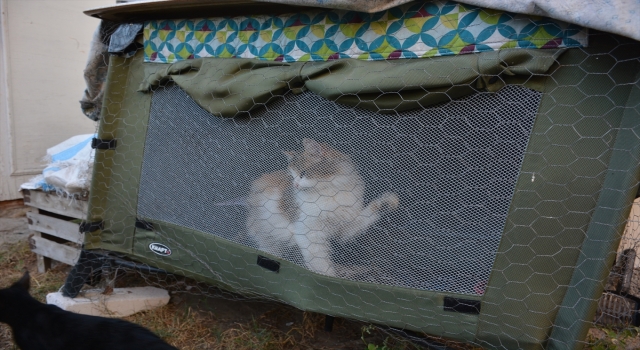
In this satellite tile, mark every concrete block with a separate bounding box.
[46,287,170,317]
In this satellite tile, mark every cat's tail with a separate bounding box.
[339,192,400,242]
[213,196,248,206]
[367,192,400,214]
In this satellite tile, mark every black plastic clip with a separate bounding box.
[443,297,481,314]
[135,219,154,231]
[257,255,280,273]
[91,138,117,150]
[79,221,104,233]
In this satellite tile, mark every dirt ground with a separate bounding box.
[0,200,31,250]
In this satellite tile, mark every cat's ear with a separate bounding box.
[302,138,323,156]
[11,271,30,291]
[283,151,296,161]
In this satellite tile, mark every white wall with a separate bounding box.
[619,197,640,267]
[0,0,113,201]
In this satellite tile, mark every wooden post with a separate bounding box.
[32,232,52,273]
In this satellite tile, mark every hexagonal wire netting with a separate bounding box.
[139,84,541,295]
[58,5,640,349]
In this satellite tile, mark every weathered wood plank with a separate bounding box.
[22,190,87,219]
[29,235,80,267]
[26,211,83,244]
[33,232,52,273]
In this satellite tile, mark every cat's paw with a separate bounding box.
[371,192,400,213]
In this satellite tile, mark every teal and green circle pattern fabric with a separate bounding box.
[143,0,587,64]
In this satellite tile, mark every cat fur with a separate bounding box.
[0,272,178,350]
[247,138,399,276]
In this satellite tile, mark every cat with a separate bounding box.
[247,138,399,276]
[0,272,178,350]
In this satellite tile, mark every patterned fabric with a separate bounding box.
[144,0,587,64]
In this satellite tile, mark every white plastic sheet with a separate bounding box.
[21,134,96,194]
[257,0,640,41]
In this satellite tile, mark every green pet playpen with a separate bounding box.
[65,0,640,349]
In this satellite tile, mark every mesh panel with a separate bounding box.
[137,84,541,295]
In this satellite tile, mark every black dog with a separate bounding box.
[0,272,178,350]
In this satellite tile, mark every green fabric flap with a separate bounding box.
[138,49,564,116]
[139,59,299,117]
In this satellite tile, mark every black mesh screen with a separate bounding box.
[138,84,541,294]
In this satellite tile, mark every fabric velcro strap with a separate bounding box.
[79,221,104,233]
[257,255,280,273]
[91,138,117,150]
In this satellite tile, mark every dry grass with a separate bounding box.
[125,306,221,350]
[0,240,69,350]
[0,241,424,349]
[4,240,635,350]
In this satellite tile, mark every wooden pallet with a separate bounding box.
[22,189,88,273]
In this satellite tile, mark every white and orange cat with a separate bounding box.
[247,138,399,276]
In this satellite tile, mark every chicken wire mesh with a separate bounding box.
[53,2,640,349]
[137,84,540,295]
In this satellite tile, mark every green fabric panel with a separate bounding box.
[85,49,151,254]
[476,38,640,349]
[131,221,480,341]
[138,59,301,117]
[138,49,563,116]
[303,49,562,112]
[547,68,640,350]
[85,60,120,247]
[91,49,489,344]
[88,35,640,349]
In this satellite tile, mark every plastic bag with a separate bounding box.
[21,134,96,194]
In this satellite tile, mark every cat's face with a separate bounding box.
[285,139,343,191]
[289,167,318,190]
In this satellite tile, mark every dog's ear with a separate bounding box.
[11,271,30,291]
